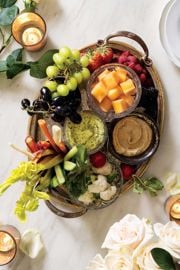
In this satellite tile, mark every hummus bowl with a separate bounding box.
[87,63,142,122]
[108,113,160,165]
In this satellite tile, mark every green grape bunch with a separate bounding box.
[44,46,90,97]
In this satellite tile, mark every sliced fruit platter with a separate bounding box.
[0,31,164,219]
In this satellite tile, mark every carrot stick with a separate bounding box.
[25,136,39,153]
[58,142,68,153]
[38,119,60,152]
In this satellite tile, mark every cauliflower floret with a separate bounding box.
[78,191,94,205]
[100,186,117,201]
[92,162,112,175]
[88,175,109,193]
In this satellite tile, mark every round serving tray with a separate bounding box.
[28,31,165,218]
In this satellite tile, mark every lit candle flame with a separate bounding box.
[22,27,43,46]
[0,232,15,252]
[170,199,180,219]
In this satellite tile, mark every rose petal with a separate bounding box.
[105,249,135,270]
[20,229,44,259]
[135,242,164,270]
[164,172,180,195]
[86,254,106,270]
[154,221,180,260]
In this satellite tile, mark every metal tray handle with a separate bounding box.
[45,201,87,218]
[97,31,153,67]
[45,189,87,218]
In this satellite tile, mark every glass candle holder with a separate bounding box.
[11,12,47,52]
[164,194,180,225]
[0,225,21,266]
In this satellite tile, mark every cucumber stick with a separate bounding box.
[51,176,59,188]
[64,161,76,171]
[64,146,78,161]
[54,165,65,184]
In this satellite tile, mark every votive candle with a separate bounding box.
[165,194,180,225]
[12,12,47,52]
[0,225,20,266]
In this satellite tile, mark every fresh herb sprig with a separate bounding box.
[133,175,164,196]
[65,145,92,198]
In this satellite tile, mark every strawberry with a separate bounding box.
[88,51,103,72]
[89,151,107,168]
[121,164,135,181]
[87,46,113,72]
[100,47,113,64]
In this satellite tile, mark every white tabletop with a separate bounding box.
[0,0,180,269]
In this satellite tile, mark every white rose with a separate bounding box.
[102,214,154,251]
[154,221,180,260]
[164,172,180,195]
[86,254,107,270]
[105,249,138,270]
[135,242,164,270]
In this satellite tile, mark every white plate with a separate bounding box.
[165,0,180,59]
[159,0,180,67]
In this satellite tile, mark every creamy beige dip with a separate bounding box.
[113,116,152,156]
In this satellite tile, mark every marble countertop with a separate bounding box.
[0,0,180,269]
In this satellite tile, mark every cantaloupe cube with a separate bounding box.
[107,86,123,101]
[120,79,136,95]
[102,72,118,89]
[112,99,128,114]
[98,69,110,81]
[91,81,108,103]
[114,68,127,82]
[111,70,121,84]
[99,97,112,112]
[122,94,135,106]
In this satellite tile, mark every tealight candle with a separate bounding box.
[12,12,47,52]
[165,194,180,225]
[22,27,43,46]
[0,225,20,266]
[0,232,15,252]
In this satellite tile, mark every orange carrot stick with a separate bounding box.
[58,142,68,153]
[38,119,60,152]
[25,136,39,153]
